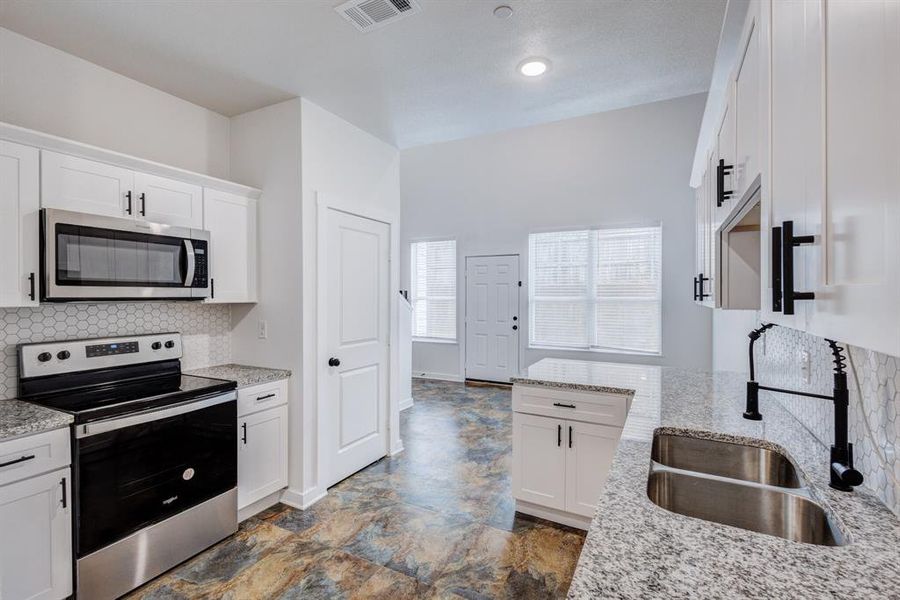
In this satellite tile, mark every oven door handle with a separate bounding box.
[183,239,196,287]
[75,391,236,438]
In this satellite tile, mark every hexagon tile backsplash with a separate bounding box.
[757,325,900,517]
[0,303,231,400]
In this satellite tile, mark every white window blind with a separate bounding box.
[410,240,457,340]
[529,226,662,354]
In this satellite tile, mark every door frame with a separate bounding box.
[315,192,398,492]
[463,253,521,382]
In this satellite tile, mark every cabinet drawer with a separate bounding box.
[0,427,70,487]
[512,385,630,427]
[237,379,288,417]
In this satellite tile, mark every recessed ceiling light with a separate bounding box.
[518,58,550,77]
[493,5,513,19]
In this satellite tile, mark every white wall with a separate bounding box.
[228,98,305,502]
[400,93,712,378]
[300,98,402,502]
[712,309,760,374]
[0,28,230,178]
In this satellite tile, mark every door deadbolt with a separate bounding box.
[328,357,341,367]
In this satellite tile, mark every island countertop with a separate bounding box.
[566,365,900,599]
[511,358,638,396]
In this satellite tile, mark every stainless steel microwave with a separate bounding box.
[41,208,210,301]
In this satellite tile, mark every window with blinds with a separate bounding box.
[529,226,662,354]
[410,239,457,341]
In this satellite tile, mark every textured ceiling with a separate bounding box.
[0,0,726,148]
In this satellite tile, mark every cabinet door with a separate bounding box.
[807,0,900,357]
[564,421,621,518]
[734,7,762,201]
[134,172,203,228]
[204,189,257,303]
[511,413,566,510]
[0,141,40,307]
[0,468,72,600]
[705,148,718,308]
[41,150,133,218]
[716,85,737,220]
[238,405,288,509]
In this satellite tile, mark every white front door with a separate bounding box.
[324,208,390,486]
[465,254,519,382]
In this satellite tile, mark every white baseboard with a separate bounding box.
[413,372,464,382]
[238,489,283,522]
[399,397,414,411]
[389,440,405,457]
[514,500,591,530]
[280,486,327,510]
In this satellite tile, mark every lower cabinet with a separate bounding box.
[0,467,73,600]
[511,389,627,527]
[237,379,289,510]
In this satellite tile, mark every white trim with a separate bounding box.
[399,397,414,411]
[514,499,591,530]
[412,337,458,345]
[280,486,327,510]
[413,372,464,382]
[0,121,261,199]
[237,489,283,522]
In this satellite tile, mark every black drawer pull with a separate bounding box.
[553,402,576,409]
[125,190,132,215]
[241,422,247,444]
[60,477,67,509]
[569,425,573,449]
[28,272,35,301]
[697,273,710,300]
[771,225,783,312]
[0,454,36,468]
[139,192,146,216]
[716,159,734,207]
[781,220,815,315]
[693,276,699,301]
[557,424,562,447]
[256,393,277,402]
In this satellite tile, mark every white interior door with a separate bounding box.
[324,208,390,486]
[465,255,519,382]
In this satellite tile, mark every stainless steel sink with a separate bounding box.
[646,432,846,546]
[651,433,802,488]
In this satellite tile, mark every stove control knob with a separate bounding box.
[151,342,162,350]
[38,352,52,362]
[57,350,71,360]
[164,340,175,349]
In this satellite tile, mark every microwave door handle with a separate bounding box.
[183,239,195,287]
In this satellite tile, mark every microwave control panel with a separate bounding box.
[191,240,209,288]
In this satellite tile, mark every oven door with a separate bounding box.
[41,208,210,301]
[74,392,237,557]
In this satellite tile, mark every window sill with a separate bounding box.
[528,345,662,358]
[413,338,459,345]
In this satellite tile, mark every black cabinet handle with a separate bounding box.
[772,225,783,312]
[241,422,247,444]
[328,357,341,367]
[126,190,132,215]
[28,272,35,301]
[210,278,215,299]
[698,273,710,300]
[257,393,276,402]
[553,402,576,409]
[139,192,146,216]
[781,220,815,315]
[693,276,699,301]
[716,159,734,207]
[557,424,562,447]
[0,454,35,468]
[60,477,67,509]
[569,426,573,449]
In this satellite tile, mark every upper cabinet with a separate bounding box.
[203,189,258,303]
[0,140,40,308]
[733,9,762,202]
[42,151,202,228]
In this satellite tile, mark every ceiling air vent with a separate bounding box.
[335,0,421,33]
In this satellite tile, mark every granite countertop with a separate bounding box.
[511,358,638,396]
[0,399,73,444]
[567,366,900,599]
[185,364,291,388]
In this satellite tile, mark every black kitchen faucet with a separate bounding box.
[744,323,864,492]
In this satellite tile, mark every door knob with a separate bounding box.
[512,325,518,331]
[328,357,341,367]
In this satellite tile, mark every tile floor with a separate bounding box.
[128,379,586,599]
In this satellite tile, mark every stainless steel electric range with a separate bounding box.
[18,333,238,600]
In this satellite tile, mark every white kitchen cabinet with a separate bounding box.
[733,5,762,202]
[715,84,737,221]
[0,140,40,307]
[511,412,567,511]
[511,384,629,528]
[236,379,289,510]
[134,172,203,228]
[565,421,622,518]
[41,150,134,218]
[203,189,258,303]
[0,468,73,600]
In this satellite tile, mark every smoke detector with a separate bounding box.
[335,0,422,33]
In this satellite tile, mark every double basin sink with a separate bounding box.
[647,433,846,546]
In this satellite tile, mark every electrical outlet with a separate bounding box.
[258,319,268,339]
[799,350,811,384]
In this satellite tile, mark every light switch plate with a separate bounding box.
[258,320,268,339]
[799,350,811,384]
